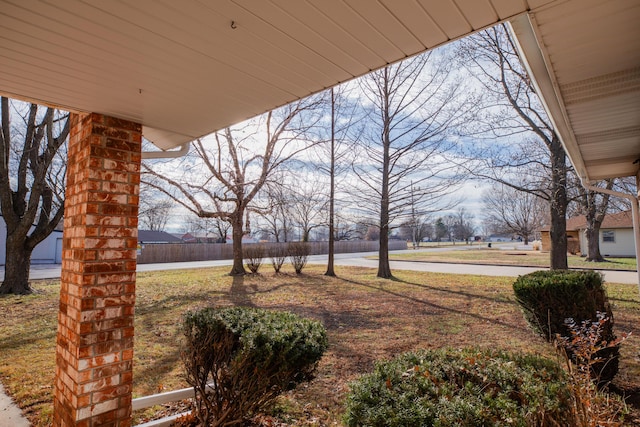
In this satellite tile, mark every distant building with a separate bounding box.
[179,233,223,243]
[0,215,63,265]
[539,211,635,257]
[138,230,183,244]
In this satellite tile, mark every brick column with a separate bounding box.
[54,113,141,426]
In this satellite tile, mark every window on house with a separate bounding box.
[602,230,615,243]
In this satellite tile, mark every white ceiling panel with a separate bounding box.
[1,0,638,183]
[490,0,527,20]
[378,0,448,49]
[454,0,498,29]
[417,0,472,38]
[513,0,640,181]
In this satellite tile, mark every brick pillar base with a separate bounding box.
[54,113,141,426]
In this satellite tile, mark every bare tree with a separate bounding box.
[402,183,437,248]
[443,214,458,243]
[315,86,361,276]
[183,216,230,243]
[289,180,328,242]
[256,180,295,243]
[352,51,467,278]
[256,177,327,243]
[483,181,548,245]
[332,212,363,241]
[143,99,321,275]
[138,187,173,231]
[452,207,475,243]
[0,98,69,294]
[458,25,570,269]
[580,182,612,262]
[399,216,432,248]
[569,178,617,262]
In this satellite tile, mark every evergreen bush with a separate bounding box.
[344,347,576,427]
[182,306,328,426]
[512,270,619,383]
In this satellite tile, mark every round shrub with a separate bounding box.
[344,348,576,427]
[512,270,618,383]
[182,306,328,425]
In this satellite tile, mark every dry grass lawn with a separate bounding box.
[0,264,638,426]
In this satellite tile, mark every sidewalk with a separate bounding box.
[0,382,29,427]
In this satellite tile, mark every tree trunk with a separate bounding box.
[325,189,335,276]
[549,139,568,270]
[378,153,392,278]
[325,88,336,277]
[378,221,392,278]
[585,226,605,262]
[0,236,33,294]
[229,215,246,276]
[583,184,611,262]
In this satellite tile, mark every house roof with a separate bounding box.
[138,229,183,243]
[541,210,634,232]
[0,0,637,180]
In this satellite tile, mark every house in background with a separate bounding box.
[138,230,183,244]
[540,211,635,257]
[180,232,222,243]
[0,215,64,265]
[0,227,182,265]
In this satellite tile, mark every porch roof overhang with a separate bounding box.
[0,0,638,182]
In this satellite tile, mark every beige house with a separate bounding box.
[540,211,636,257]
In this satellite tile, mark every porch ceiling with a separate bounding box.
[512,0,640,182]
[0,0,638,183]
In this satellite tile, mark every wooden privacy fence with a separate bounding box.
[136,240,408,264]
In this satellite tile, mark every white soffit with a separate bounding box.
[0,0,544,150]
[511,0,640,182]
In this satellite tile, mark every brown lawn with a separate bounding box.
[388,246,638,270]
[0,264,638,426]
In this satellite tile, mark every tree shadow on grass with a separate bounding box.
[133,335,183,396]
[264,302,383,333]
[337,277,529,333]
[136,290,227,316]
[229,275,256,307]
[389,276,519,306]
[0,326,57,351]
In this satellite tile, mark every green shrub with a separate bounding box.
[512,270,619,383]
[344,347,576,427]
[182,306,328,426]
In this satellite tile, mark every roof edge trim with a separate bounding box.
[507,13,589,182]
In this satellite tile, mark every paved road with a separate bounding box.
[3,248,638,284]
